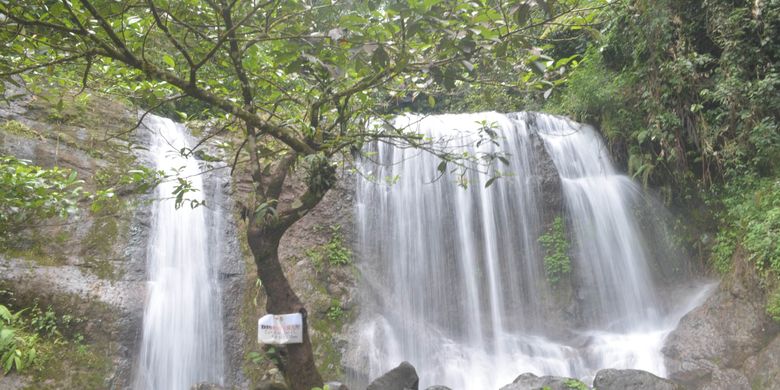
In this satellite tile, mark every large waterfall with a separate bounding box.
[134,115,225,389]
[353,112,710,389]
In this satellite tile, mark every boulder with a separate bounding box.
[663,270,779,390]
[366,362,419,390]
[593,369,682,390]
[499,373,588,390]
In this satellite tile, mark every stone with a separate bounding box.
[743,333,780,390]
[366,361,419,390]
[663,271,779,390]
[324,381,349,390]
[192,384,225,390]
[499,372,587,390]
[593,369,682,390]
[255,381,287,390]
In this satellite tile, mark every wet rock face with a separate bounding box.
[593,369,682,390]
[0,89,149,389]
[663,264,780,390]
[529,130,563,227]
[366,361,419,390]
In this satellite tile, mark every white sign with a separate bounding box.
[258,313,304,345]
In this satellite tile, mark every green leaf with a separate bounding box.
[437,160,447,173]
[162,54,175,68]
[0,306,12,323]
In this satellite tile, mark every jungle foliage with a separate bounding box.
[546,0,780,310]
[552,0,780,193]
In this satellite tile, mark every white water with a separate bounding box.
[134,115,225,390]
[353,112,712,389]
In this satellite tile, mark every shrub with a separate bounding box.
[539,217,572,285]
[0,156,83,239]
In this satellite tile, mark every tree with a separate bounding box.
[0,1,595,388]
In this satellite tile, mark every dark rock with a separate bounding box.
[499,372,587,390]
[366,361,419,390]
[743,333,780,390]
[255,382,287,390]
[663,269,779,390]
[424,386,452,390]
[593,369,682,390]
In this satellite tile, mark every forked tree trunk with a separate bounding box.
[247,224,324,390]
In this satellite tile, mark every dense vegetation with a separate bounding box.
[545,0,780,316]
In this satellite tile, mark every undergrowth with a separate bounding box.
[539,216,572,285]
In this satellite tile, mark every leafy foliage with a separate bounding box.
[0,155,83,239]
[550,0,780,197]
[710,178,780,279]
[0,120,39,138]
[325,300,344,322]
[305,225,352,272]
[563,378,589,390]
[0,304,38,374]
[539,216,571,285]
[0,301,83,375]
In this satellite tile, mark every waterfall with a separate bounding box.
[134,115,225,390]
[353,112,710,389]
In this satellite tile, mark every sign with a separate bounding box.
[258,313,303,345]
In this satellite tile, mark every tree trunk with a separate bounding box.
[248,224,324,390]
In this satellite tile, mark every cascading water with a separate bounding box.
[353,112,711,389]
[134,115,225,389]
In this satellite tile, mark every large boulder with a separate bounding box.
[663,266,779,390]
[499,373,587,390]
[366,362,419,390]
[593,369,682,390]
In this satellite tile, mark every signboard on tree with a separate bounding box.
[258,313,303,345]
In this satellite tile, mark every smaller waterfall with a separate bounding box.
[534,114,660,329]
[134,115,225,390]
